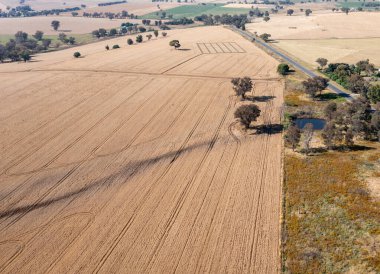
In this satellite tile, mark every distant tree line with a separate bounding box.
[98,0,127,7]
[82,10,137,19]
[92,21,166,39]
[165,17,194,25]
[194,14,249,28]
[0,5,80,17]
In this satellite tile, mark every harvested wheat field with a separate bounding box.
[247,12,380,40]
[0,26,283,273]
[276,38,380,68]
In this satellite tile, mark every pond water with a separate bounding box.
[295,118,326,130]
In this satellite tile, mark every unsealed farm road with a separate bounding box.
[0,26,283,273]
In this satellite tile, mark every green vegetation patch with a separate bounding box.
[142,3,251,19]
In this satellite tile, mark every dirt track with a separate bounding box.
[0,26,283,273]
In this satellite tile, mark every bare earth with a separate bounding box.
[0,26,283,273]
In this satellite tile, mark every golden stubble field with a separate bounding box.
[0,26,283,273]
[247,12,380,68]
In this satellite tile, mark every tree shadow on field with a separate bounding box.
[316,92,347,101]
[244,95,275,102]
[253,123,283,134]
[333,144,375,152]
[0,138,226,219]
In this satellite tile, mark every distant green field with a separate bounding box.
[142,3,251,19]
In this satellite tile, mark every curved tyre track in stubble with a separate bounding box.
[142,94,234,272]
[168,106,242,273]
[0,212,95,273]
[17,82,224,273]
[0,77,173,230]
[0,78,207,233]
[248,82,276,272]
[93,81,227,273]
[0,74,124,155]
[3,77,155,177]
[0,80,221,236]
[0,78,159,229]
[91,78,200,158]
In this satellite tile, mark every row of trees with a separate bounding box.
[194,14,249,28]
[82,11,138,20]
[231,77,262,129]
[0,5,80,18]
[104,31,167,49]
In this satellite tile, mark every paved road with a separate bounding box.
[232,27,353,101]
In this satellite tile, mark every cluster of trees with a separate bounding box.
[194,14,248,28]
[285,95,380,154]
[231,77,261,129]
[92,22,154,38]
[285,123,314,153]
[320,58,380,103]
[98,0,126,6]
[82,10,137,19]
[0,31,52,63]
[165,17,194,25]
[302,76,329,98]
[321,98,380,148]
[57,33,76,45]
[0,5,80,17]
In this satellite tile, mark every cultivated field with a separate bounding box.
[247,12,380,69]
[247,12,380,40]
[0,26,283,273]
[0,16,137,35]
[277,38,380,67]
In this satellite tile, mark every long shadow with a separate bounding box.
[316,92,346,101]
[0,139,226,219]
[244,95,276,102]
[334,144,375,152]
[178,48,191,51]
[253,123,283,134]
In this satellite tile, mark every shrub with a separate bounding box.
[136,35,143,43]
[73,52,81,58]
[127,39,133,45]
[112,44,120,49]
[277,63,290,75]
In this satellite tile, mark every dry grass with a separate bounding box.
[283,146,380,273]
